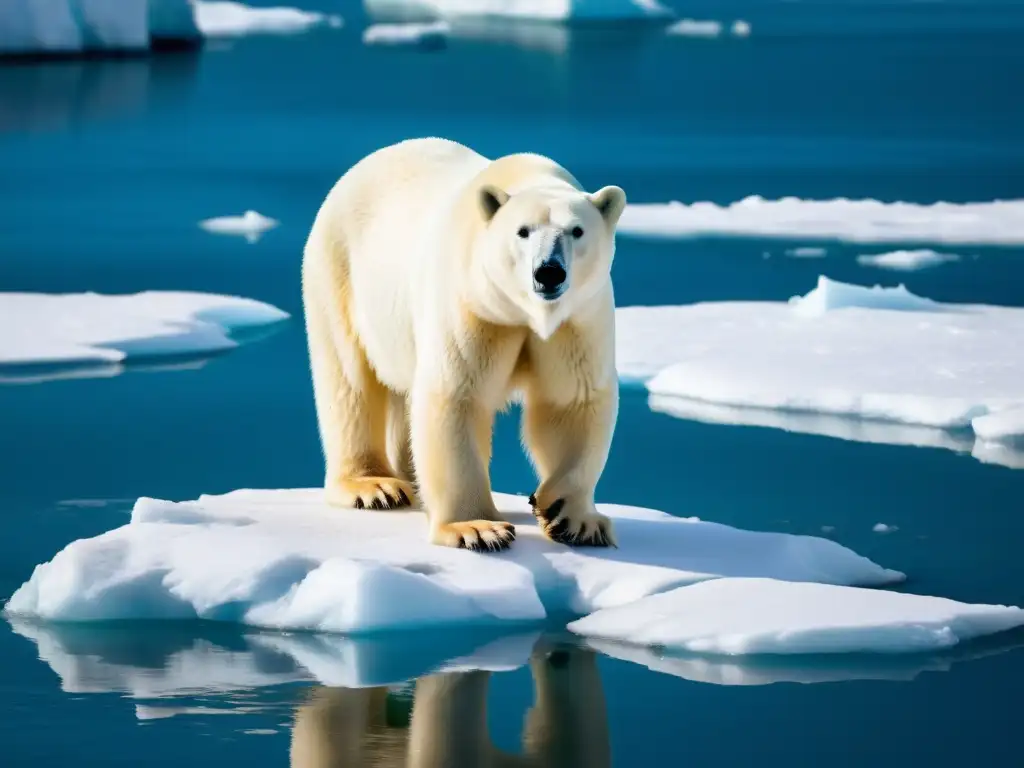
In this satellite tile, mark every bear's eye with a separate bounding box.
[571,226,584,239]
[517,226,530,239]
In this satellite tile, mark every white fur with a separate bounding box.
[302,137,626,550]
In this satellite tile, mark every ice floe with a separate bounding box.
[198,209,279,243]
[618,197,1024,245]
[193,1,342,37]
[615,277,1024,449]
[857,249,962,271]
[363,0,672,22]
[568,578,1024,655]
[4,489,901,634]
[666,19,722,37]
[0,290,289,382]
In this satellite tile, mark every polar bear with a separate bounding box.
[301,137,626,552]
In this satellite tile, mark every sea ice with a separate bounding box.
[857,249,962,271]
[972,407,1024,444]
[192,1,342,37]
[568,578,1024,655]
[362,0,672,22]
[362,21,450,48]
[0,291,289,379]
[618,196,1024,245]
[198,209,280,243]
[731,20,751,37]
[785,246,827,258]
[615,277,1024,441]
[4,489,901,635]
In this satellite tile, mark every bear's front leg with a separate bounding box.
[410,388,516,552]
[523,384,619,548]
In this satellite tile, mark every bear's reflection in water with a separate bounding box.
[290,647,610,768]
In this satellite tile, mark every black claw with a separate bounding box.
[354,498,365,510]
[547,517,569,540]
[546,498,565,518]
[398,489,411,506]
[456,537,467,549]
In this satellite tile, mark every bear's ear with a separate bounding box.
[479,184,510,222]
[589,185,627,227]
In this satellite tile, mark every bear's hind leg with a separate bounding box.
[386,391,417,485]
[305,281,415,512]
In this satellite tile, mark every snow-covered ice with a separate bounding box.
[193,1,342,37]
[362,21,450,48]
[972,407,1024,444]
[198,210,279,243]
[7,618,539,699]
[873,523,899,534]
[4,489,901,634]
[363,0,672,22]
[618,197,1024,245]
[0,291,289,381]
[858,249,962,271]
[786,246,827,258]
[615,277,1024,445]
[666,19,722,37]
[568,578,1024,655]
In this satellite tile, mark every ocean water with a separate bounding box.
[2,2,1024,765]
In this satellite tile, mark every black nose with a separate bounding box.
[533,260,567,292]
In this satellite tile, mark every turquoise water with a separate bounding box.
[3,2,1024,765]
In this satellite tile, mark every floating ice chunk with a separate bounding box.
[873,523,898,534]
[0,0,83,55]
[568,578,1024,655]
[788,275,941,317]
[4,490,901,634]
[7,618,538,700]
[731,19,751,37]
[616,277,1024,433]
[192,1,342,37]
[0,291,289,379]
[666,19,722,37]
[786,246,827,258]
[363,0,672,22]
[363,21,450,48]
[619,197,1024,245]
[198,209,279,243]
[77,0,150,51]
[857,249,961,271]
[973,407,1024,444]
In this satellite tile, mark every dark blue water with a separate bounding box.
[3,2,1024,765]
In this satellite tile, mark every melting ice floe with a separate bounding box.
[198,210,280,243]
[618,197,1024,245]
[0,291,289,382]
[615,276,1024,458]
[4,489,902,633]
[567,578,1024,655]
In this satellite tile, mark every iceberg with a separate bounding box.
[362,0,672,22]
[615,277,1024,443]
[567,578,1024,655]
[618,197,1024,245]
[3,489,901,634]
[0,290,289,382]
[973,406,1024,444]
[362,21,450,48]
[857,249,962,272]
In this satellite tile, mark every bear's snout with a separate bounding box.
[533,239,567,299]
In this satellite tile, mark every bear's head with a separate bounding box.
[475,181,626,339]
